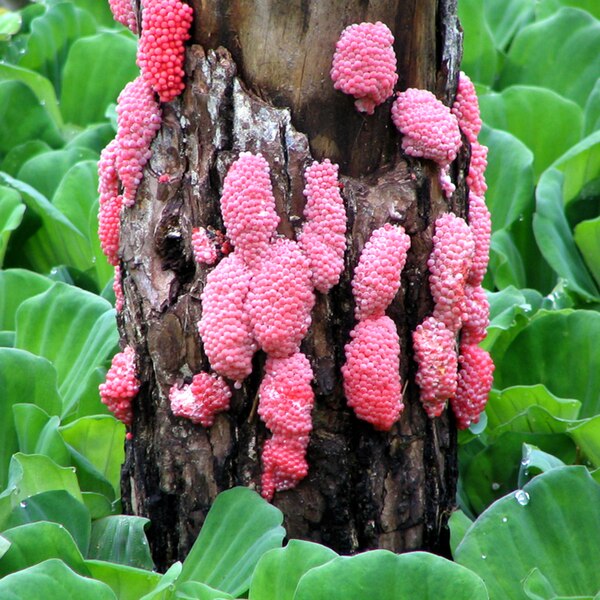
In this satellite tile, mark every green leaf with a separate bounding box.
[66,123,115,154]
[18,2,97,92]
[0,558,117,599]
[68,0,119,29]
[13,404,70,465]
[574,217,600,288]
[178,487,285,596]
[175,581,234,599]
[486,385,581,438]
[0,9,22,40]
[0,81,63,156]
[60,416,125,499]
[0,521,88,577]
[489,229,527,290]
[88,516,154,570]
[479,125,535,232]
[0,173,93,274]
[294,550,489,600]
[0,186,25,267]
[455,466,600,599]
[482,0,535,50]
[85,560,163,600]
[140,561,183,600]
[536,0,600,21]
[249,540,338,600]
[0,140,52,177]
[0,63,62,129]
[82,492,113,520]
[493,309,600,417]
[15,282,118,418]
[0,269,54,330]
[0,349,62,488]
[4,490,91,556]
[533,169,599,300]
[499,8,600,107]
[60,32,139,127]
[458,0,499,86]
[568,417,600,467]
[518,444,566,485]
[583,79,600,136]
[480,86,583,179]
[449,509,473,558]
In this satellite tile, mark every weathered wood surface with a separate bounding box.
[120,0,463,569]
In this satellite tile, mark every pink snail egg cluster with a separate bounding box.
[413,316,458,417]
[342,316,403,431]
[467,142,488,198]
[115,76,162,207]
[169,372,231,427]
[219,152,280,267]
[351,223,411,320]
[261,436,309,502]
[299,160,347,293]
[198,253,256,384]
[192,227,218,265]
[137,0,194,103]
[113,265,125,313]
[451,343,494,430]
[331,21,398,115]
[451,72,482,143]
[99,346,140,426]
[109,0,137,33]
[467,194,491,287]
[98,140,122,266]
[461,283,489,346]
[245,238,315,358]
[429,213,475,333]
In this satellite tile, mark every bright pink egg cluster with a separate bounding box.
[99,346,140,426]
[331,22,398,115]
[113,265,124,313]
[451,72,482,142]
[198,253,256,385]
[98,140,122,266]
[109,0,138,32]
[246,238,315,357]
[192,227,218,265]
[137,0,194,103]
[169,372,231,427]
[451,343,494,429]
[261,437,309,502]
[428,213,475,333]
[461,283,489,345]
[351,223,411,320]
[467,193,491,287]
[392,88,462,197]
[412,316,458,417]
[116,76,162,207]
[342,316,403,430]
[299,160,347,293]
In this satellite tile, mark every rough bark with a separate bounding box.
[120,0,464,570]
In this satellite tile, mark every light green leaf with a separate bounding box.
[574,217,600,288]
[455,467,600,599]
[568,417,600,467]
[0,558,116,599]
[0,9,22,40]
[179,487,285,597]
[140,561,183,600]
[536,0,600,20]
[0,269,54,330]
[60,32,139,127]
[480,86,583,179]
[0,141,52,177]
[249,540,338,600]
[449,509,473,558]
[81,492,113,520]
[499,8,600,107]
[583,79,600,136]
[88,516,154,571]
[294,550,489,600]
[175,581,233,599]
[66,123,115,154]
[4,490,91,556]
[488,230,527,289]
[0,186,25,267]
[85,560,162,600]
[482,0,535,50]
[15,282,118,418]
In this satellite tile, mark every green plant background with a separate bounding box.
[0,0,598,598]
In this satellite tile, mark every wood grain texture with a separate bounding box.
[120,0,464,569]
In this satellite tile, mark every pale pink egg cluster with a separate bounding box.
[113,265,124,313]
[137,0,194,103]
[116,76,162,207]
[351,223,411,320]
[392,88,462,197]
[450,343,494,429]
[245,238,315,358]
[298,160,347,293]
[192,227,218,265]
[259,353,314,500]
[331,22,398,115]
[342,316,403,431]
[412,316,458,418]
[451,72,482,142]
[169,372,231,427]
[467,194,491,287]
[428,213,475,333]
[461,284,489,346]
[342,224,410,431]
[198,253,256,385]
[109,0,138,32]
[219,153,280,267]
[99,346,140,426]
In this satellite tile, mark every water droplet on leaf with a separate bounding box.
[514,490,530,506]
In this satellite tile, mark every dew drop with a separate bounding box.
[514,490,530,506]
[520,458,530,467]
[481,554,487,560]
[502,517,508,523]
[19,501,26,508]
[491,482,500,491]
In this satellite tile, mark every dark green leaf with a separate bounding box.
[574,217,600,288]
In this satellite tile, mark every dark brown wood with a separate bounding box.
[120,0,463,569]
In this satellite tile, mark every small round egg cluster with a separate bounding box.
[99,346,140,426]
[108,0,138,33]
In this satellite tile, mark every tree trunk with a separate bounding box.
[120,0,464,570]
